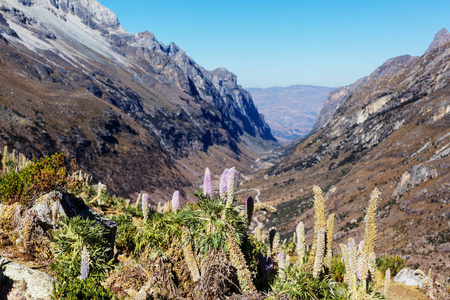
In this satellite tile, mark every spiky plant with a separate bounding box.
[368,252,377,279]
[225,229,256,293]
[357,248,368,281]
[384,268,390,298]
[363,188,380,256]
[308,186,327,269]
[172,191,180,211]
[278,252,285,281]
[253,202,277,213]
[339,243,350,283]
[254,226,262,241]
[226,167,236,206]
[313,229,325,278]
[135,193,141,209]
[203,168,213,198]
[80,246,90,280]
[142,193,149,221]
[219,168,228,199]
[296,221,305,266]
[51,216,111,279]
[326,249,333,270]
[326,213,335,255]
[245,196,254,224]
[182,226,200,282]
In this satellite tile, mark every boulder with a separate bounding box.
[0,257,54,300]
[393,268,425,287]
[38,191,117,260]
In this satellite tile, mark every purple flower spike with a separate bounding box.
[219,169,229,199]
[203,168,213,198]
[80,246,90,280]
[172,191,180,211]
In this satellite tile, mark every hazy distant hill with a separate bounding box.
[248,85,335,143]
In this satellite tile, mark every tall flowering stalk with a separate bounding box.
[277,252,285,280]
[245,197,254,224]
[219,169,229,199]
[225,229,256,293]
[203,168,213,198]
[346,238,358,290]
[363,188,380,256]
[384,268,391,298]
[142,193,149,221]
[313,229,325,278]
[172,191,180,211]
[308,186,327,269]
[135,193,142,209]
[80,246,90,280]
[296,221,305,265]
[357,248,368,281]
[226,167,236,206]
[254,227,261,241]
[182,227,200,282]
[326,214,335,252]
[368,252,377,279]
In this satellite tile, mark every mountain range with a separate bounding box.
[241,28,450,282]
[248,85,335,143]
[0,0,276,202]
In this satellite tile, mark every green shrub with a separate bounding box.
[134,191,247,258]
[0,153,68,205]
[330,254,346,282]
[376,255,406,277]
[268,265,339,300]
[112,214,137,255]
[52,274,117,300]
[51,216,112,279]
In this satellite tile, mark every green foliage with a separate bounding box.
[112,214,137,255]
[330,255,346,282]
[134,191,247,258]
[0,153,68,205]
[280,241,296,256]
[268,265,340,299]
[51,216,112,279]
[376,255,406,277]
[52,274,117,300]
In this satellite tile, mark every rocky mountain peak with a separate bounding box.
[425,27,450,53]
[211,68,237,86]
[8,0,123,33]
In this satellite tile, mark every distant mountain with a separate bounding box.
[0,0,276,201]
[243,28,450,282]
[248,85,335,143]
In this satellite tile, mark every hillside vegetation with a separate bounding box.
[1,148,448,299]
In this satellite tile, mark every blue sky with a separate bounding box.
[99,0,449,88]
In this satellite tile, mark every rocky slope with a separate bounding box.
[241,28,450,283]
[248,85,334,143]
[0,0,276,201]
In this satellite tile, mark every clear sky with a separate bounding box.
[99,0,449,89]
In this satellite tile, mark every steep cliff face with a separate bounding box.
[241,29,450,281]
[0,0,275,200]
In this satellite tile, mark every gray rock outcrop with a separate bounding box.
[0,257,54,300]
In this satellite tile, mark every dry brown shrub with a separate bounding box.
[193,249,239,300]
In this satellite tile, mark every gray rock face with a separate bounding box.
[311,55,417,133]
[426,28,450,54]
[0,257,54,300]
[394,268,426,287]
